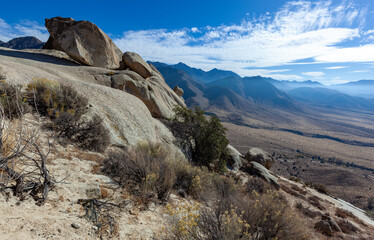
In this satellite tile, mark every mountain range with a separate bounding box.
[151,61,374,116]
[0,36,45,49]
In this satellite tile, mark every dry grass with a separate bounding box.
[308,196,326,211]
[295,202,321,219]
[337,219,359,234]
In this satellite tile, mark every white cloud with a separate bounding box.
[315,44,374,62]
[325,66,346,69]
[191,27,199,33]
[302,71,325,77]
[113,0,369,77]
[350,70,369,73]
[0,18,48,42]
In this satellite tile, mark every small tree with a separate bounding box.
[171,106,229,172]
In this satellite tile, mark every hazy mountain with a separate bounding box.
[207,75,296,109]
[0,40,4,45]
[288,87,374,110]
[268,79,324,91]
[169,62,240,83]
[204,86,258,112]
[152,63,210,108]
[329,80,374,99]
[0,37,44,49]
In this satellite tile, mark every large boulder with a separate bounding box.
[111,70,186,118]
[226,144,243,170]
[245,147,274,170]
[43,17,123,69]
[120,52,153,78]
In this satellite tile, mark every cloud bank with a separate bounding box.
[113,0,371,79]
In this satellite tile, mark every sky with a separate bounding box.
[1,0,374,84]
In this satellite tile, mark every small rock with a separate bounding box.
[71,223,80,229]
[92,226,98,231]
[173,86,184,97]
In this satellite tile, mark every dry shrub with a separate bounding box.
[102,143,175,203]
[198,190,310,240]
[244,191,310,240]
[337,219,359,234]
[291,184,308,195]
[281,184,303,198]
[0,81,28,119]
[295,202,321,219]
[335,208,355,219]
[308,195,326,211]
[335,208,367,227]
[306,182,328,194]
[245,177,271,194]
[27,78,109,152]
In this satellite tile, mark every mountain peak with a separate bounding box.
[0,36,44,49]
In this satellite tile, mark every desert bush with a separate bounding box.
[305,182,328,194]
[0,81,28,119]
[335,208,356,219]
[27,78,87,122]
[198,206,252,240]
[166,201,202,239]
[245,177,271,194]
[26,78,109,151]
[337,219,359,234]
[308,196,325,211]
[72,114,110,152]
[197,190,309,240]
[172,161,206,199]
[243,191,309,240]
[295,202,320,219]
[102,143,175,203]
[367,197,373,211]
[169,106,229,172]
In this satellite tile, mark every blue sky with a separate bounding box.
[1,0,374,84]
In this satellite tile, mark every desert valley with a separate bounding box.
[0,1,374,239]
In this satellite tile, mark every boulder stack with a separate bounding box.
[245,147,274,170]
[43,17,123,69]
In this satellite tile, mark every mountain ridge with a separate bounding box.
[0,36,45,49]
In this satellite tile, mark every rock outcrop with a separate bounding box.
[226,144,243,170]
[111,70,185,119]
[43,17,122,69]
[245,147,274,170]
[173,86,184,97]
[243,161,279,189]
[120,52,153,78]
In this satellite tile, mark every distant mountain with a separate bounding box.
[169,62,240,83]
[207,75,296,109]
[336,80,374,86]
[0,37,44,49]
[204,86,258,113]
[288,87,374,110]
[153,62,261,112]
[268,79,324,91]
[152,63,209,108]
[0,40,4,45]
[329,80,374,99]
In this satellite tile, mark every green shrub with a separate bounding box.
[170,106,229,172]
[0,81,28,119]
[102,143,175,203]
